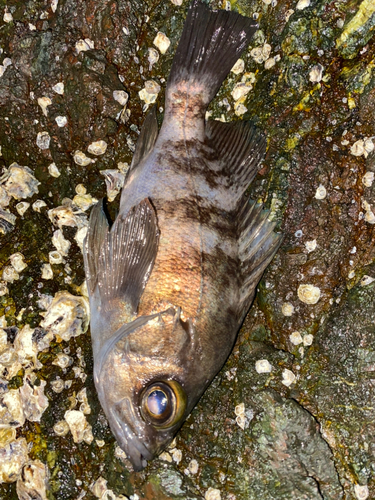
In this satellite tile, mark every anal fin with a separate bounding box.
[237,201,282,323]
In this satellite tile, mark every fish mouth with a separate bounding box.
[108,405,154,471]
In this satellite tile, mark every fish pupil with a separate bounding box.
[147,390,168,416]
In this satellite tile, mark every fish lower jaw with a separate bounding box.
[108,406,154,471]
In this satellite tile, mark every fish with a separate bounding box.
[83,0,282,471]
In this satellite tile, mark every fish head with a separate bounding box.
[94,308,197,471]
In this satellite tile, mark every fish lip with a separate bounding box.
[108,405,154,471]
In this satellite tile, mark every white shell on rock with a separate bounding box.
[297,284,321,304]
[282,369,296,386]
[290,331,303,345]
[360,275,375,286]
[75,226,88,251]
[2,163,40,200]
[52,229,71,256]
[48,251,63,265]
[2,266,19,283]
[139,88,157,105]
[0,438,29,483]
[52,82,64,95]
[36,132,50,150]
[41,263,53,280]
[148,47,159,70]
[16,460,49,500]
[37,97,52,117]
[350,140,365,156]
[3,11,13,23]
[139,80,161,105]
[354,484,369,500]
[72,193,97,212]
[32,200,47,212]
[231,58,245,74]
[364,138,374,154]
[101,169,126,202]
[153,32,170,54]
[9,253,27,273]
[87,140,107,156]
[16,202,30,216]
[234,102,248,116]
[188,459,199,474]
[231,82,252,101]
[255,359,272,373]
[55,115,67,127]
[75,39,94,53]
[315,184,327,199]
[205,488,221,500]
[362,171,374,187]
[13,325,40,369]
[281,302,294,316]
[309,64,324,83]
[0,185,11,207]
[52,353,73,369]
[250,43,271,64]
[305,239,317,252]
[1,390,26,428]
[40,291,89,342]
[53,420,69,436]
[73,150,96,166]
[303,334,314,346]
[296,0,310,10]
[48,202,80,229]
[0,428,16,449]
[19,377,48,422]
[0,58,12,78]
[64,410,93,444]
[113,90,128,106]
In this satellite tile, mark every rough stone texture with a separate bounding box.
[0,0,374,499]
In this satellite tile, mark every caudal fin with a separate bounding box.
[167,0,257,108]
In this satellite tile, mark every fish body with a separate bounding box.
[83,0,281,471]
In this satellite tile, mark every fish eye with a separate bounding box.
[140,380,187,429]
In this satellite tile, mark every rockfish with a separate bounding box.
[83,0,281,471]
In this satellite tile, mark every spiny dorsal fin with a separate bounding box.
[84,199,159,315]
[206,120,267,208]
[130,105,158,170]
[237,201,282,323]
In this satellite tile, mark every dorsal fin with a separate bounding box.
[237,201,282,323]
[130,105,158,170]
[205,120,267,208]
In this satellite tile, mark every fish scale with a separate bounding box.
[83,0,282,471]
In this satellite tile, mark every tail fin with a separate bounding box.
[167,0,257,108]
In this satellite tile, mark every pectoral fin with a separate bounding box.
[84,199,159,316]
